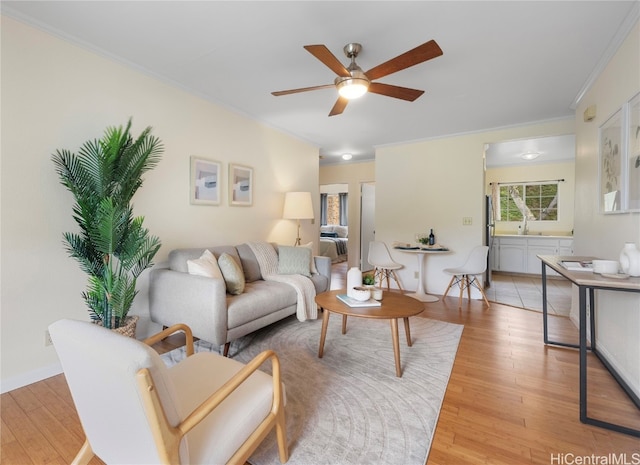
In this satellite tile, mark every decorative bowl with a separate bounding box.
[592,260,619,274]
[351,286,372,301]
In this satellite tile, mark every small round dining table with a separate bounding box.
[395,247,451,302]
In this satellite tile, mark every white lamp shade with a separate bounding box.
[283,192,314,219]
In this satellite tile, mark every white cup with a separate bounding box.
[372,288,383,300]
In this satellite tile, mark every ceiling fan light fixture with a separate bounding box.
[521,151,540,161]
[273,40,442,116]
[336,71,370,100]
[337,79,369,99]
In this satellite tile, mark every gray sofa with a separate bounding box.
[149,243,331,355]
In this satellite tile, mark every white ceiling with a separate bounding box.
[485,134,576,168]
[3,1,637,166]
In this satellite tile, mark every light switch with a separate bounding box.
[463,217,472,225]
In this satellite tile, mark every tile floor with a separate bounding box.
[487,272,572,316]
[330,262,573,316]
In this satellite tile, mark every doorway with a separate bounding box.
[319,184,349,264]
[484,134,575,312]
[360,182,375,271]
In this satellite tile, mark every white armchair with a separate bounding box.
[48,319,288,465]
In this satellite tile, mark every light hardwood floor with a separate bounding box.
[2,264,638,464]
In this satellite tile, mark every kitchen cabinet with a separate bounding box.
[490,239,500,274]
[492,236,573,275]
[498,238,526,273]
[557,239,574,256]
[526,238,558,274]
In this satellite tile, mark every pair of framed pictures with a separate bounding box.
[190,156,253,206]
[599,91,640,213]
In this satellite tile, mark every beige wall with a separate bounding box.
[320,162,375,269]
[574,21,640,396]
[1,17,319,390]
[486,161,576,235]
[376,119,575,296]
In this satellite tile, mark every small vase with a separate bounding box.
[347,267,363,298]
[619,242,640,277]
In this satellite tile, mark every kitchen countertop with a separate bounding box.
[494,234,573,239]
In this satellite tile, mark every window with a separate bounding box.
[498,182,558,221]
[326,194,340,225]
[320,192,348,225]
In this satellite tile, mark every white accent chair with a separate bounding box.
[442,245,491,309]
[368,241,404,292]
[48,319,288,465]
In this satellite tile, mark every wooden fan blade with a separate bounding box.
[368,82,425,101]
[329,97,348,116]
[304,45,351,78]
[272,84,335,96]
[365,40,443,81]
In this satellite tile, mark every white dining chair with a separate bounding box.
[368,241,404,292]
[442,245,491,309]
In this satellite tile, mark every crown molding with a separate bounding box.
[571,2,640,109]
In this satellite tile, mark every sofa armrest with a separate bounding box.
[314,255,332,284]
[149,268,228,346]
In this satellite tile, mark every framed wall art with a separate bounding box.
[229,163,253,206]
[627,92,640,211]
[190,156,221,205]
[599,108,623,213]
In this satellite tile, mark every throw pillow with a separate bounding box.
[300,242,318,274]
[320,232,338,237]
[218,252,245,295]
[334,225,348,238]
[278,245,312,277]
[236,243,263,283]
[187,249,223,279]
[320,225,334,234]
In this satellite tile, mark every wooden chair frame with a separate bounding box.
[373,267,404,293]
[71,324,288,465]
[443,274,490,309]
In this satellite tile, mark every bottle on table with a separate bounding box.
[428,229,435,246]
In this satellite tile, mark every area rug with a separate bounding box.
[161,315,463,465]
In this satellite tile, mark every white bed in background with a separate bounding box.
[319,225,348,263]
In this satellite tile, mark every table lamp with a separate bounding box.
[283,191,314,246]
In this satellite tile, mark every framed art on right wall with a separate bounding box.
[599,108,623,213]
[627,92,640,211]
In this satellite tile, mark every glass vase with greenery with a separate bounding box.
[52,119,163,329]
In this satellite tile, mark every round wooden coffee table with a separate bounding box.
[315,289,425,377]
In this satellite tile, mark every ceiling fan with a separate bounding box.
[272,40,443,116]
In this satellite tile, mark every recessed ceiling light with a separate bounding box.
[521,152,540,161]
[342,153,353,160]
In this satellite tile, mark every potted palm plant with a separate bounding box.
[53,119,163,332]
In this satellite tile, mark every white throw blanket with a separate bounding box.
[247,241,318,321]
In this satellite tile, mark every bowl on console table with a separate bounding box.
[592,260,619,274]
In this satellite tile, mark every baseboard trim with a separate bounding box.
[1,362,63,394]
